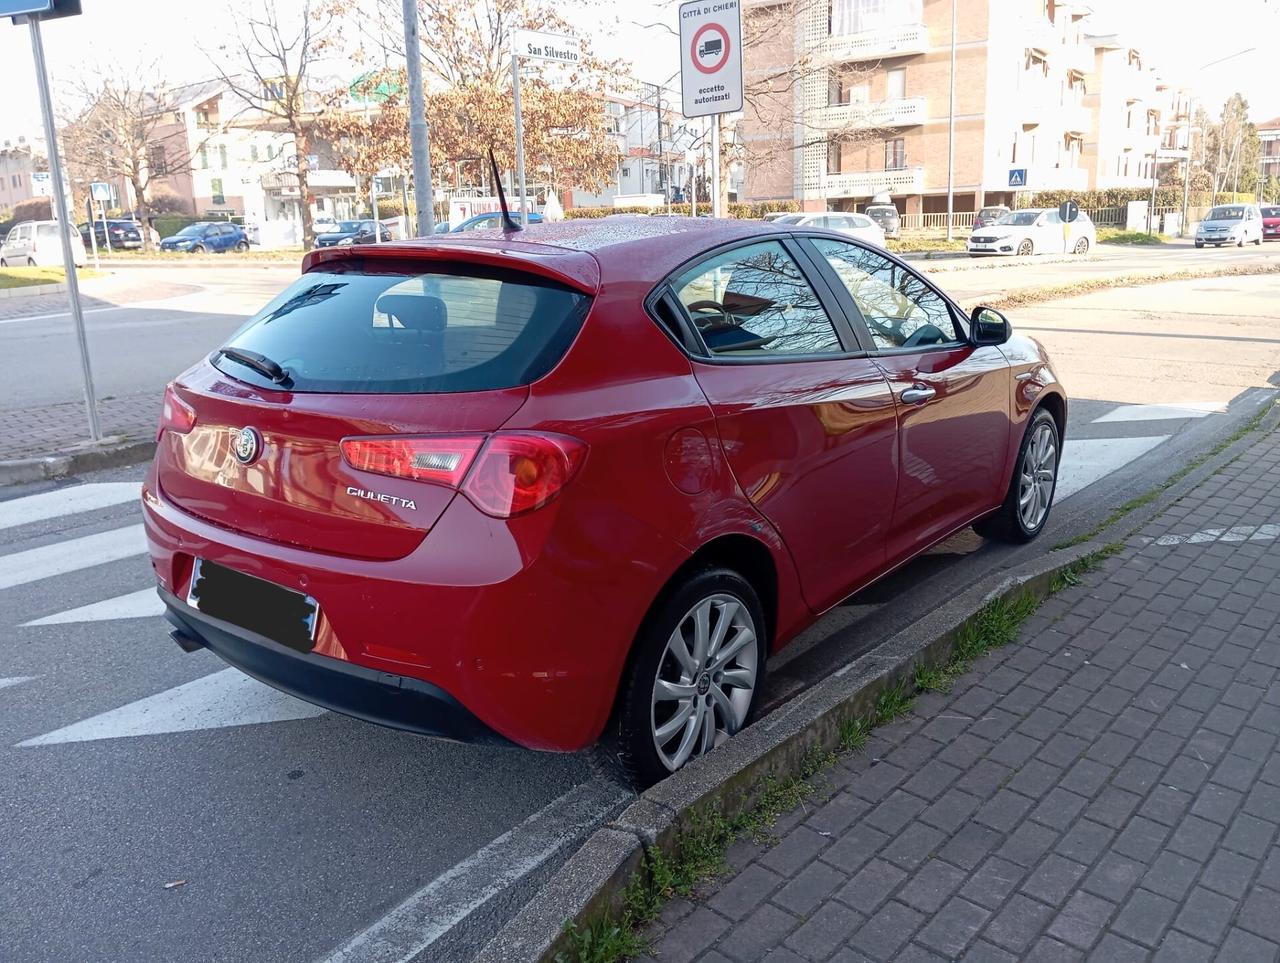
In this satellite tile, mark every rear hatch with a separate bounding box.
[157,255,594,561]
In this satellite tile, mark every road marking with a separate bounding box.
[1056,436,1169,501]
[318,779,630,963]
[22,587,164,626]
[1092,403,1223,424]
[16,667,326,746]
[0,524,146,591]
[0,677,34,691]
[1155,523,1280,547]
[0,482,140,531]
[0,305,131,326]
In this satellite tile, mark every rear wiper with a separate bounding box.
[217,347,290,384]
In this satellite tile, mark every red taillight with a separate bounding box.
[340,432,587,518]
[156,384,196,441]
[340,435,485,487]
[463,433,587,518]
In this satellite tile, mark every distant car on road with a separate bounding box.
[145,217,1066,787]
[862,203,901,239]
[972,205,1011,232]
[313,215,340,234]
[159,222,250,254]
[451,211,544,232]
[968,208,1095,256]
[1,220,87,268]
[1196,204,1265,247]
[313,220,394,248]
[79,219,143,250]
[770,211,885,246]
[1263,206,1280,242]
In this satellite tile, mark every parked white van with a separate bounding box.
[1,220,88,268]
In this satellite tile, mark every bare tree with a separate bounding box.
[60,63,199,250]
[207,1,331,248]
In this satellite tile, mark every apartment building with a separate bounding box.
[0,143,38,212]
[741,0,1179,215]
[1080,34,1175,189]
[1260,117,1280,187]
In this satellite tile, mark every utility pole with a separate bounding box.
[945,0,957,241]
[401,0,435,235]
[1180,98,1194,237]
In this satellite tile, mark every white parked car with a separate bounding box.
[312,215,340,234]
[1195,204,1264,248]
[967,208,1095,257]
[771,211,886,246]
[1,220,87,268]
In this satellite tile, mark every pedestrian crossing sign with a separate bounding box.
[1008,168,1027,188]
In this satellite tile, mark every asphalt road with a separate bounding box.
[1,255,1278,962]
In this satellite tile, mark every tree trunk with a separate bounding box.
[717,117,731,217]
[295,126,314,249]
[131,176,152,253]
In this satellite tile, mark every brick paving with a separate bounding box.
[0,391,159,460]
[642,424,1280,963]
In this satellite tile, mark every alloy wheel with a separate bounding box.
[1018,239,1033,255]
[650,593,758,772]
[1018,421,1057,531]
[1074,237,1089,254]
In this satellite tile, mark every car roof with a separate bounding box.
[304,216,791,294]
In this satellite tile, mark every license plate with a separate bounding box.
[187,558,319,652]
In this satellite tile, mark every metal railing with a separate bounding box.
[899,211,976,231]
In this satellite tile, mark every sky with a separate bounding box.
[0,0,1277,144]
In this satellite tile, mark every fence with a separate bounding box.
[899,211,975,231]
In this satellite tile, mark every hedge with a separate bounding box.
[1019,188,1256,210]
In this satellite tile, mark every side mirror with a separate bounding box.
[971,306,1011,346]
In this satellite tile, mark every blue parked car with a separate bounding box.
[451,211,544,232]
[159,222,250,254]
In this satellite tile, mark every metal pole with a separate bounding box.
[1147,160,1158,235]
[99,200,111,253]
[29,17,100,441]
[512,55,528,227]
[711,115,722,218]
[86,198,100,270]
[1180,102,1193,237]
[690,160,697,218]
[370,176,381,243]
[401,0,435,235]
[945,0,956,241]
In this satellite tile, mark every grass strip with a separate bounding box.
[0,266,105,288]
[1096,229,1165,245]
[1053,405,1272,550]
[986,261,1280,312]
[558,545,1120,962]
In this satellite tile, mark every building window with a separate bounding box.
[885,137,906,170]
[198,146,208,169]
[211,178,225,205]
[250,144,259,163]
[828,138,843,174]
[11,174,19,188]
[148,145,169,176]
[886,68,906,101]
[218,145,228,169]
[830,0,924,36]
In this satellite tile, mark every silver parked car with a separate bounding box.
[0,220,87,268]
[1195,204,1264,248]
[769,211,886,247]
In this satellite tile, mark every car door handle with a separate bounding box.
[900,385,936,405]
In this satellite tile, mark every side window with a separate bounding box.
[811,239,962,351]
[672,240,845,357]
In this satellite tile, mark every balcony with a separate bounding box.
[813,97,926,130]
[1061,102,1093,134]
[816,23,929,64]
[823,166,924,198]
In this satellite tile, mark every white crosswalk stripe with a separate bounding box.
[0,524,145,591]
[1091,402,1223,424]
[23,587,164,626]
[0,482,139,531]
[1056,435,1170,501]
[0,676,34,692]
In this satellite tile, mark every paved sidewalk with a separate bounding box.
[642,423,1280,963]
[0,391,158,460]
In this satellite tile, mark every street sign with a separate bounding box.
[1058,199,1079,223]
[679,0,743,119]
[30,170,51,196]
[512,29,580,65]
[1008,168,1027,188]
[90,181,111,202]
[0,0,51,15]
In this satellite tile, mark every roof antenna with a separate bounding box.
[488,148,523,233]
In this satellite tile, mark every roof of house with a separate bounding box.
[1257,116,1280,132]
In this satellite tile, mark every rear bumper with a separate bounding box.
[160,589,513,745]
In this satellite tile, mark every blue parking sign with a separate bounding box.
[0,0,52,15]
[1008,168,1027,188]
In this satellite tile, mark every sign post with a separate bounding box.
[84,197,99,270]
[678,0,743,218]
[91,181,112,254]
[510,29,580,228]
[10,0,99,441]
[1058,198,1079,253]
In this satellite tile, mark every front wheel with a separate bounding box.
[27,257,36,267]
[190,244,206,254]
[600,568,767,788]
[974,407,1060,543]
[1073,237,1090,255]
[1017,238,1034,256]
[235,240,250,252]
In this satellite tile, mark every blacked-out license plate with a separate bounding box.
[187,559,319,652]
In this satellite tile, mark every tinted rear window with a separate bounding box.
[213,267,590,394]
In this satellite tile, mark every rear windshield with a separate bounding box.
[1263,207,1280,217]
[978,207,1007,217]
[212,266,590,394]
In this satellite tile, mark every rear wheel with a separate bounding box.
[974,407,1060,543]
[27,257,36,267]
[1073,237,1089,254]
[1017,238,1034,256]
[0,258,7,267]
[235,240,250,252]
[598,568,766,788]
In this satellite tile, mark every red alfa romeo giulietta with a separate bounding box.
[143,217,1066,786]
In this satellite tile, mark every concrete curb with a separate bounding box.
[475,541,1100,963]
[0,439,156,486]
[0,281,67,299]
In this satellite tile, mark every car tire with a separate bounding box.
[27,257,36,267]
[597,567,767,789]
[236,241,249,252]
[191,244,206,254]
[1238,236,1245,247]
[0,259,7,267]
[1073,237,1089,254]
[1017,239,1034,256]
[1195,241,1204,248]
[974,407,1060,544]
[1255,236,1263,246]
